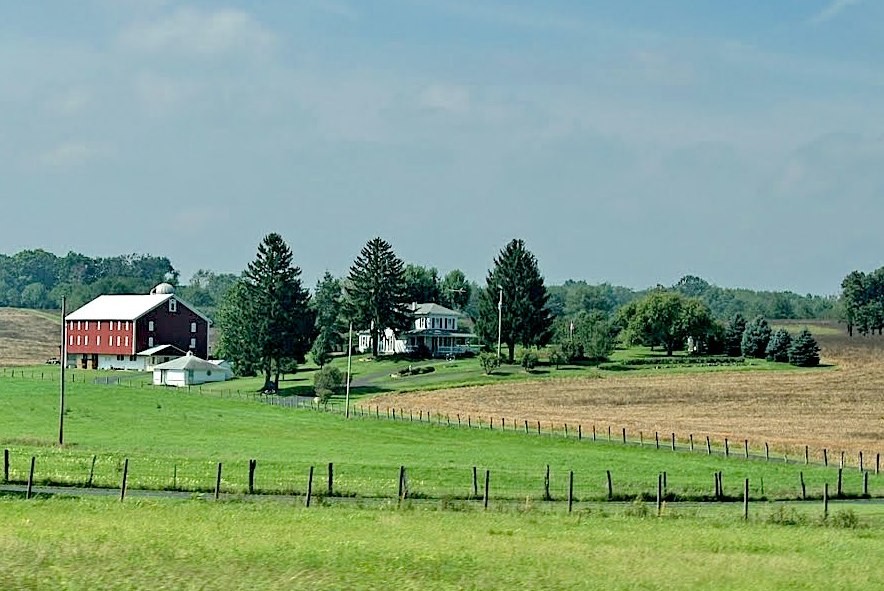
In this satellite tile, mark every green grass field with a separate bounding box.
[0,496,882,591]
[0,373,876,502]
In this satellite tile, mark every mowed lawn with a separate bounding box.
[0,497,882,591]
[0,374,877,501]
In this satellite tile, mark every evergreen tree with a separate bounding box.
[723,313,747,356]
[740,315,772,358]
[310,272,344,367]
[476,239,553,363]
[216,281,262,376]
[345,237,411,357]
[220,233,315,390]
[765,327,792,362]
[788,328,820,367]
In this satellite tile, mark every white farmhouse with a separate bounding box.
[357,303,477,357]
[153,352,232,387]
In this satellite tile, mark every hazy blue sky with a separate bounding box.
[3,0,882,294]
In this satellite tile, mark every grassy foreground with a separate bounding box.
[0,374,876,501]
[1,496,882,591]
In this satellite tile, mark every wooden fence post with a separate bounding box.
[248,459,256,494]
[743,478,749,520]
[663,471,667,493]
[744,439,749,459]
[215,462,222,500]
[578,425,582,440]
[656,473,663,516]
[398,466,406,502]
[823,448,828,467]
[622,427,626,445]
[26,456,35,500]
[472,467,478,499]
[639,431,644,447]
[120,458,129,502]
[859,451,864,473]
[306,466,314,507]
[564,423,567,438]
[671,433,676,451]
[655,432,660,450]
[706,436,711,455]
[804,445,809,465]
[876,452,880,475]
[87,455,96,487]
[592,425,596,441]
[765,442,770,462]
[725,438,730,457]
[840,451,845,469]
[537,421,541,436]
[568,471,574,513]
[799,472,806,500]
[607,426,611,442]
[863,472,869,497]
[327,462,334,496]
[823,483,829,520]
[524,420,529,434]
[606,470,613,500]
[544,465,551,501]
[3,449,8,483]
[690,434,694,452]
[484,470,490,510]
[837,468,843,498]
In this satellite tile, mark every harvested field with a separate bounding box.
[0,308,60,367]
[375,332,884,458]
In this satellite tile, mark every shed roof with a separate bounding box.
[137,344,186,357]
[153,354,231,373]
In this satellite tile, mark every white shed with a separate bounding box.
[152,353,232,387]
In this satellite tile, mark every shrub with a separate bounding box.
[788,328,820,367]
[548,347,565,369]
[520,350,538,372]
[741,315,772,358]
[479,352,500,375]
[560,341,582,363]
[765,328,792,362]
[313,366,344,403]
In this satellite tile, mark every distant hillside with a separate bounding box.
[0,308,60,366]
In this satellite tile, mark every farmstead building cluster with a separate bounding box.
[64,283,210,370]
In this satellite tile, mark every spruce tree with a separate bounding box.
[723,313,747,357]
[788,328,820,367]
[476,239,553,363]
[740,315,771,359]
[765,327,792,362]
[345,237,411,357]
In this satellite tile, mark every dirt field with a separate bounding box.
[0,308,60,367]
[376,332,884,459]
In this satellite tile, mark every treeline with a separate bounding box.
[548,275,839,322]
[0,250,176,311]
[841,268,884,336]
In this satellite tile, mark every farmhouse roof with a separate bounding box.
[65,294,210,323]
[412,303,459,316]
[153,353,231,374]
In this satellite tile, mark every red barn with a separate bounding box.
[64,283,210,370]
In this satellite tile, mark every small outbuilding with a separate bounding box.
[152,352,232,387]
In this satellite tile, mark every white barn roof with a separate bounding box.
[65,294,211,323]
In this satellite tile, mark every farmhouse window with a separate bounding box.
[169,299,178,313]
[148,321,154,331]
[190,322,197,333]
[148,337,154,348]
[190,338,197,349]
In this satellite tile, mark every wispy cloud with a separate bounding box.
[117,7,276,57]
[809,0,863,25]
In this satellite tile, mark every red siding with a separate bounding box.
[66,320,135,355]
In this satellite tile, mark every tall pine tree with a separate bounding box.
[476,239,553,363]
[310,272,344,367]
[219,233,314,390]
[345,237,411,357]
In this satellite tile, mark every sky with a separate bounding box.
[2,0,883,295]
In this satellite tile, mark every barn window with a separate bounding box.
[77,321,81,330]
[69,335,73,346]
[190,338,197,350]
[117,321,121,330]
[84,335,89,346]
[77,335,81,346]
[190,322,197,333]
[125,321,129,331]
[84,321,89,331]
[116,336,121,347]
[148,321,155,331]
[125,336,129,347]
[169,299,178,313]
[97,321,101,330]
[148,337,154,348]
[96,336,101,346]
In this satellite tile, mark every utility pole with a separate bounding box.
[59,296,66,446]
[345,321,353,419]
[496,286,503,359]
